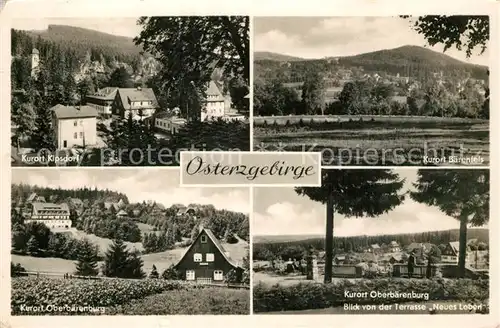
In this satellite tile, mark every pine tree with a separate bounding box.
[124,250,145,279]
[26,236,39,256]
[149,264,159,278]
[75,239,100,276]
[102,239,129,278]
[295,169,405,283]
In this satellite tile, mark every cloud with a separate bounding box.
[254,17,489,65]
[253,198,470,237]
[254,29,302,56]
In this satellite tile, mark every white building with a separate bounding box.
[155,112,187,135]
[31,48,40,78]
[201,81,226,121]
[51,105,98,149]
[25,202,72,229]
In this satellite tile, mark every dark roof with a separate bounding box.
[51,105,98,119]
[117,88,158,110]
[176,228,240,269]
[87,87,118,101]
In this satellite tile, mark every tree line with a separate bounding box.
[253,228,489,261]
[254,73,488,119]
[11,184,129,205]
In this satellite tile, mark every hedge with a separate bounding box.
[253,278,489,313]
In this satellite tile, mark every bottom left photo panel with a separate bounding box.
[10,168,251,315]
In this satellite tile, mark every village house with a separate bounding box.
[154,111,187,135]
[174,227,243,283]
[85,87,118,118]
[201,81,226,121]
[116,209,128,219]
[112,87,158,120]
[51,105,97,149]
[25,202,72,229]
[441,241,470,264]
[368,244,381,254]
[26,192,46,203]
[388,241,401,253]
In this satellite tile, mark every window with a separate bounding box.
[213,270,224,281]
[186,270,195,281]
[79,120,83,126]
[193,253,202,262]
[74,121,78,126]
[201,235,207,243]
[206,253,214,262]
[79,132,83,138]
[73,133,77,139]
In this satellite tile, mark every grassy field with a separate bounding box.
[253,115,489,166]
[106,287,250,315]
[12,238,249,275]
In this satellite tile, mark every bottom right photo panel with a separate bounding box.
[252,168,490,315]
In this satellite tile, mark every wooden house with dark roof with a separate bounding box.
[112,87,158,120]
[174,227,243,283]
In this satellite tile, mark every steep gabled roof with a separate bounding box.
[116,88,158,110]
[175,228,241,269]
[205,81,225,102]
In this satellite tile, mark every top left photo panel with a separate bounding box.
[10,17,250,167]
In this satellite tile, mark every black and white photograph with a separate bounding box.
[10,17,250,167]
[253,16,489,166]
[10,169,250,315]
[252,168,490,314]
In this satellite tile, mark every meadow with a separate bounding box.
[253,115,489,166]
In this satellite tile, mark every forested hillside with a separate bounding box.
[12,183,249,249]
[253,228,489,261]
[254,46,488,82]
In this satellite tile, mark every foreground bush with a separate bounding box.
[253,278,489,313]
[11,277,195,315]
[106,287,250,315]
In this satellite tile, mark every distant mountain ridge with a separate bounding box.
[254,51,305,62]
[254,45,488,80]
[26,24,142,57]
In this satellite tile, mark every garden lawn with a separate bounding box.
[106,287,250,315]
[254,120,489,166]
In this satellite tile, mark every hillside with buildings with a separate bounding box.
[11,24,249,166]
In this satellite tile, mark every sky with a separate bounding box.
[254,16,489,66]
[11,169,250,214]
[11,18,142,38]
[253,169,488,237]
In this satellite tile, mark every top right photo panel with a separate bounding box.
[252,16,490,166]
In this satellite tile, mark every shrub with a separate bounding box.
[226,234,239,244]
[11,262,26,277]
[253,278,489,313]
[161,264,183,280]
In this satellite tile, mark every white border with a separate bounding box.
[1,1,498,328]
